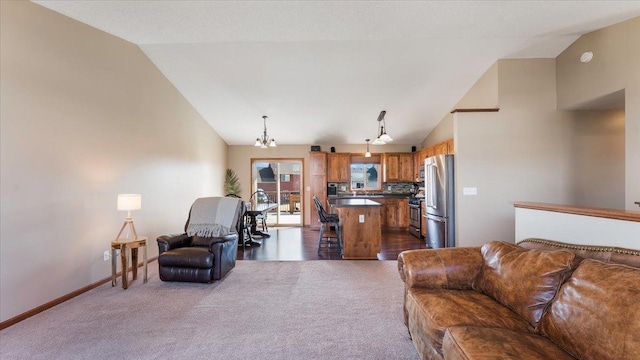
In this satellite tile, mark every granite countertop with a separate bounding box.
[328,198,382,207]
[332,193,412,199]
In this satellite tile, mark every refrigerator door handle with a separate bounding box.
[425,214,445,222]
[428,164,437,209]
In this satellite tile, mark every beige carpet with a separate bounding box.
[0,260,419,359]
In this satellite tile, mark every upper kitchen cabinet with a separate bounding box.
[327,153,351,182]
[419,138,455,161]
[311,151,327,176]
[383,153,414,182]
[412,152,421,182]
[446,138,455,154]
[434,141,449,156]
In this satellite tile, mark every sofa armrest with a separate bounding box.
[209,235,239,280]
[157,233,192,254]
[398,247,483,290]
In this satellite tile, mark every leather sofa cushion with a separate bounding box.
[406,288,531,355]
[473,241,578,327]
[538,259,640,360]
[442,326,575,360]
[158,247,214,268]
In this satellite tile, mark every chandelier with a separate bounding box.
[372,110,393,145]
[254,115,276,148]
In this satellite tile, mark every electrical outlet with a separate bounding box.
[103,250,110,262]
[359,214,365,223]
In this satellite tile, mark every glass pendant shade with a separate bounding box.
[379,133,393,142]
[372,137,386,145]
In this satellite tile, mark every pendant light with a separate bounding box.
[254,115,276,148]
[371,110,393,145]
[375,110,393,143]
[364,139,371,157]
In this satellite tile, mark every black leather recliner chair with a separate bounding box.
[156,198,245,283]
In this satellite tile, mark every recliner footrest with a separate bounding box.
[158,247,213,268]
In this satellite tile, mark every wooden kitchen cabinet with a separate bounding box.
[309,152,327,230]
[397,198,409,228]
[327,153,350,182]
[377,198,410,230]
[434,141,448,156]
[446,138,455,154]
[413,152,421,182]
[421,138,454,160]
[383,153,413,182]
[424,146,435,158]
[379,200,388,228]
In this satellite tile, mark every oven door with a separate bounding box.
[408,203,422,238]
[409,204,421,226]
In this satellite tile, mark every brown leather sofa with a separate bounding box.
[398,239,640,360]
[157,198,245,283]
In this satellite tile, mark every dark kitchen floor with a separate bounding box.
[238,226,427,261]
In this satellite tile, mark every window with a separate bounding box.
[350,163,381,190]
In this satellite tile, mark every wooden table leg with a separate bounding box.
[120,244,129,290]
[143,241,148,283]
[111,246,117,287]
[131,247,138,280]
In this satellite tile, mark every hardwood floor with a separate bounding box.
[238,226,426,261]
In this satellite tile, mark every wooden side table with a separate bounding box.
[111,237,148,289]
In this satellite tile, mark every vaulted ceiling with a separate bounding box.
[34,1,640,145]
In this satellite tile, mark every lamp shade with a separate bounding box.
[117,194,141,211]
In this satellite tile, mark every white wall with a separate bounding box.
[556,17,640,210]
[421,62,499,149]
[0,2,228,322]
[564,110,626,209]
[453,59,573,247]
[515,208,640,250]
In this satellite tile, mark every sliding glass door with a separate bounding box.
[251,159,303,227]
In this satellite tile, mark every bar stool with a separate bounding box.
[312,196,342,256]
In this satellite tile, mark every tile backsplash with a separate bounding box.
[330,182,416,195]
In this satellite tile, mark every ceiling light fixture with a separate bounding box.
[365,139,371,157]
[372,110,392,145]
[254,115,276,148]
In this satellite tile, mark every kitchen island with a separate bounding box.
[329,198,382,259]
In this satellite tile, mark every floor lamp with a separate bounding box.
[115,194,141,240]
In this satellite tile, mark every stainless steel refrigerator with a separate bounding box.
[424,154,455,248]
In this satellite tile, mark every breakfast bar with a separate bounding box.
[329,198,382,259]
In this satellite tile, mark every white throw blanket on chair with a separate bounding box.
[186,197,242,237]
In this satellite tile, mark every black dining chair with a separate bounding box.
[225,193,252,250]
[312,196,342,256]
[250,189,270,233]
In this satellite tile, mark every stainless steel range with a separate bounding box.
[408,197,422,238]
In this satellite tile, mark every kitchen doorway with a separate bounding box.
[251,159,303,227]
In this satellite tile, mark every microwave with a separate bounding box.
[327,183,338,196]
